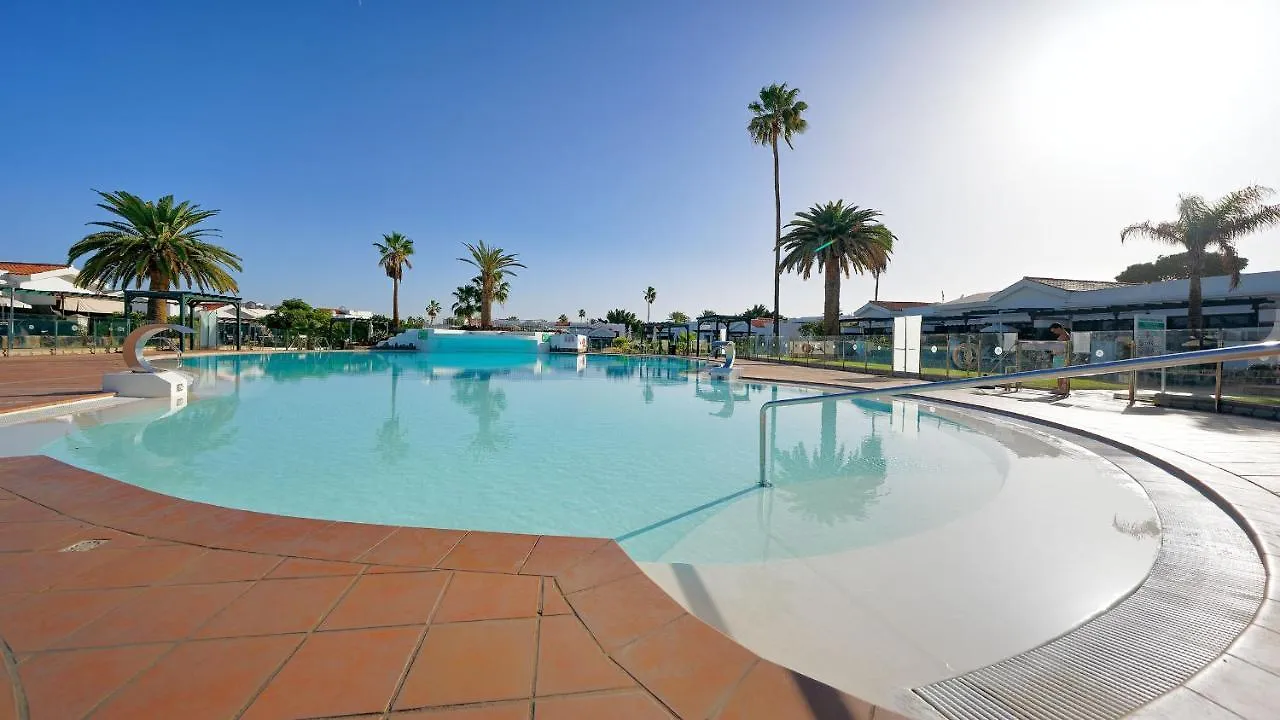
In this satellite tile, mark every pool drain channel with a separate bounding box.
[60,539,110,552]
[912,440,1264,720]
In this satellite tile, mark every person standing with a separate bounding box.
[1049,323,1071,394]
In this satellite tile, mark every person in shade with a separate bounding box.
[1049,323,1071,395]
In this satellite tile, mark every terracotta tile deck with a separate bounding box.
[0,455,887,720]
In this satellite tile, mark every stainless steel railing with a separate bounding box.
[756,337,1280,487]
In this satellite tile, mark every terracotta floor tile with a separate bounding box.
[714,661,874,720]
[196,575,355,638]
[266,556,366,578]
[567,572,686,650]
[164,506,274,547]
[396,618,537,709]
[361,526,466,567]
[161,550,282,584]
[242,626,421,719]
[438,532,539,574]
[556,541,640,594]
[520,536,609,576]
[18,643,170,719]
[54,544,207,589]
[0,500,63,523]
[0,656,12,720]
[94,635,303,720]
[534,691,675,720]
[0,548,118,594]
[288,521,396,562]
[613,614,756,720]
[536,614,634,696]
[392,701,531,718]
[0,587,138,651]
[0,519,96,552]
[541,578,573,616]
[322,571,451,630]
[220,515,333,555]
[434,571,540,623]
[56,582,251,648]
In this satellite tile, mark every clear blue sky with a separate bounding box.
[3,0,1278,320]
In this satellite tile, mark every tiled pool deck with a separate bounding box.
[1,352,1278,719]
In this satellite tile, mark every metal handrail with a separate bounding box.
[757,337,1280,487]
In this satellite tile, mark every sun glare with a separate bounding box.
[1012,1,1272,159]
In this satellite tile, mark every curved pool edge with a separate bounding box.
[0,454,903,720]
[3,361,1278,718]
[738,372,1274,719]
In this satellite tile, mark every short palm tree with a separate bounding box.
[451,284,481,324]
[749,83,808,338]
[459,241,525,328]
[69,190,241,323]
[669,310,689,324]
[373,232,414,328]
[779,201,895,336]
[1121,186,1280,331]
[643,286,657,324]
[425,300,442,326]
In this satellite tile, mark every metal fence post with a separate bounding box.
[1214,362,1224,413]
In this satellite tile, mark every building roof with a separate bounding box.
[1024,277,1133,292]
[868,301,932,311]
[0,262,71,275]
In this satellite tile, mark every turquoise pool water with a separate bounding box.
[37,351,1132,562]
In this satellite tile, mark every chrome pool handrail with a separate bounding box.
[757,338,1280,487]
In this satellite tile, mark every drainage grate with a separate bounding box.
[60,539,109,552]
[913,438,1264,720]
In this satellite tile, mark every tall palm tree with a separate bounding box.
[69,190,241,323]
[1121,186,1280,331]
[459,241,525,328]
[779,201,895,336]
[643,286,657,324]
[578,309,587,322]
[451,284,481,324]
[373,232,414,328]
[425,300,442,326]
[748,83,808,339]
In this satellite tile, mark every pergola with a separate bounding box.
[640,321,691,354]
[693,314,754,356]
[122,289,245,351]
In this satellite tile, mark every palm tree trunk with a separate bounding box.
[772,138,782,339]
[481,282,492,329]
[823,262,841,336]
[392,276,400,329]
[1187,269,1203,334]
[147,271,168,324]
[874,272,880,302]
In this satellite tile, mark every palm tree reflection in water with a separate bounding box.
[375,364,410,464]
[771,399,888,526]
[451,370,512,457]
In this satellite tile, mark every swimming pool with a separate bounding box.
[36,351,1157,565]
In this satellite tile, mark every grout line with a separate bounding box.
[1,635,30,720]
[385,570,454,713]
[705,657,759,719]
[515,535,546,574]
[231,567,369,719]
[556,575,683,718]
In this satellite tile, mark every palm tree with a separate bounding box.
[69,190,241,323]
[578,309,587,322]
[451,284,481,324]
[748,83,809,339]
[1121,186,1280,331]
[557,313,569,324]
[643,286,657,324]
[459,241,525,328]
[779,201,895,336]
[669,310,689,324]
[425,300,442,326]
[743,304,770,319]
[373,232,415,328]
